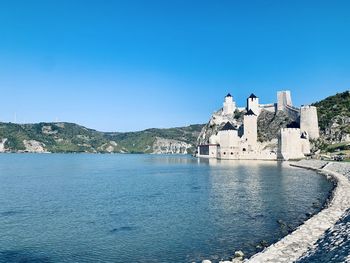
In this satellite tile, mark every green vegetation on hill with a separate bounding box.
[1,91,348,155]
[312,91,350,131]
[0,122,204,154]
[107,124,204,153]
[310,91,350,155]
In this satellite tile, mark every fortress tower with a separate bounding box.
[300,105,320,139]
[277,90,292,111]
[247,93,260,115]
[223,93,236,116]
[218,122,239,147]
[243,109,258,149]
[278,128,305,160]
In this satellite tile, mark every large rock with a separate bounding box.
[152,137,193,154]
[0,138,7,152]
[234,250,244,258]
[23,140,46,153]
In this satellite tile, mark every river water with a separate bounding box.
[0,154,333,263]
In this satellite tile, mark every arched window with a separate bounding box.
[243,148,246,152]
[231,152,233,155]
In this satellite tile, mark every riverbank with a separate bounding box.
[245,160,350,263]
[201,160,350,263]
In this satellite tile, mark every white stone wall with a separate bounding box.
[243,114,258,149]
[259,103,276,113]
[277,90,292,111]
[209,134,219,144]
[209,145,218,158]
[219,129,240,148]
[300,105,320,139]
[278,128,304,160]
[301,138,311,154]
[218,146,277,160]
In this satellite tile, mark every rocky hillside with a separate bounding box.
[0,122,204,154]
[313,91,350,143]
[257,110,296,142]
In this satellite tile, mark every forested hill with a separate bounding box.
[312,90,350,142]
[0,122,204,154]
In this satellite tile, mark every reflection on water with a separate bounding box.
[0,154,333,263]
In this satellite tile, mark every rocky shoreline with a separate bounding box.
[202,160,350,263]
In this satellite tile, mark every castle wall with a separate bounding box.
[197,144,219,158]
[285,105,300,121]
[301,138,311,155]
[209,134,219,144]
[209,145,218,158]
[278,128,304,160]
[219,129,240,148]
[300,105,320,139]
[243,115,258,150]
[218,143,277,160]
[277,90,292,111]
[259,103,276,113]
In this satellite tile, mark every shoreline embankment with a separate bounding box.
[244,160,350,263]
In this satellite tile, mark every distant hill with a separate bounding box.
[1,91,348,155]
[0,122,204,154]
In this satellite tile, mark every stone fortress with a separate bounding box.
[197,91,320,160]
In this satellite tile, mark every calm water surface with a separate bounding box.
[0,154,333,263]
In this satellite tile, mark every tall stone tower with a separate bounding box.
[300,105,320,139]
[223,93,236,116]
[278,128,304,160]
[247,93,260,115]
[243,109,258,148]
[277,90,293,111]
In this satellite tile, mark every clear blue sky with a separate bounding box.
[0,0,349,131]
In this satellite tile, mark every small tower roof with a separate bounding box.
[225,93,232,97]
[221,122,236,131]
[248,93,258,99]
[245,109,257,116]
[301,132,308,139]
